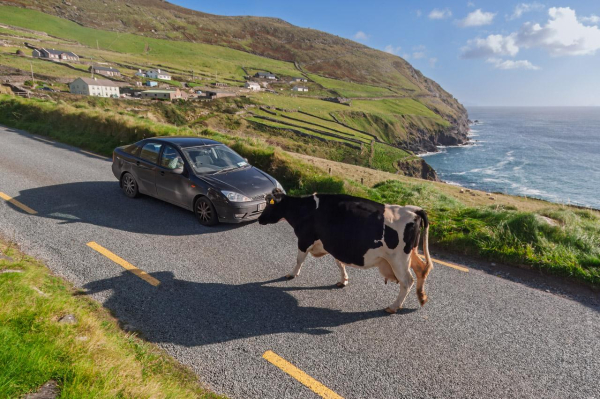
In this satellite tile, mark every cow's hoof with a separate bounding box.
[335,282,347,288]
[285,274,295,280]
[384,307,397,314]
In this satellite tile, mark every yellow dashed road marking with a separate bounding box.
[263,350,343,399]
[0,192,37,214]
[87,242,160,286]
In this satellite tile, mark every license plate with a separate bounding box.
[258,202,266,211]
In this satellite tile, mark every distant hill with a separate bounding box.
[0,0,469,148]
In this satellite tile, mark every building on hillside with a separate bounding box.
[135,69,146,77]
[89,66,121,77]
[214,82,228,87]
[146,69,172,80]
[292,86,309,92]
[205,90,237,100]
[32,48,79,62]
[69,77,119,97]
[244,81,261,91]
[292,77,308,82]
[145,81,158,87]
[254,72,277,80]
[140,88,185,101]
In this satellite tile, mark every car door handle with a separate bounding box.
[160,171,165,176]
[136,161,140,166]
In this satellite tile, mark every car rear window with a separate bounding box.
[140,143,162,164]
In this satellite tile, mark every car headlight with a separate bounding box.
[221,190,251,202]
[275,180,286,194]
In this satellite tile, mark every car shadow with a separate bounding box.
[10,181,245,236]
[83,272,401,347]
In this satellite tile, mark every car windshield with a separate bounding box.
[183,145,249,174]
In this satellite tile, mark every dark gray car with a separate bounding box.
[112,137,285,226]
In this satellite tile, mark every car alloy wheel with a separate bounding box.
[195,197,218,226]
[121,173,139,198]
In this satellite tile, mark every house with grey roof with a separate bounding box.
[292,86,309,92]
[292,77,308,82]
[89,66,121,77]
[32,48,79,62]
[69,77,120,98]
[254,72,277,80]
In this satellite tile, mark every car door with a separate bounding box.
[135,142,162,196]
[156,145,190,207]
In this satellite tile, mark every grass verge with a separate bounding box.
[0,95,598,286]
[0,240,224,398]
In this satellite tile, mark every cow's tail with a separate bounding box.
[413,209,433,306]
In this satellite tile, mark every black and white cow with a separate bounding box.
[258,189,434,314]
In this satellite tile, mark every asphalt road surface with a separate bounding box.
[1,125,599,399]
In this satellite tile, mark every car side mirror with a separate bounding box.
[244,158,248,162]
[171,167,184,175]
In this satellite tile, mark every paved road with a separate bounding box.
[1,125,599,399]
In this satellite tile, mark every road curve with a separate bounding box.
[1,125,599,399]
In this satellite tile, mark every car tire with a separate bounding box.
[195,197,219,226]
[121,173,139,198]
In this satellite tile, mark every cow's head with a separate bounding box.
[258,188,286,225]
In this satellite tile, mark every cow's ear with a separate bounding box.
[272,188,285,202]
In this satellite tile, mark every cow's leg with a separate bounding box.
[286,249,309,279]
[334,259,348,288]
[385,256,414,314]
[410,249,432,306]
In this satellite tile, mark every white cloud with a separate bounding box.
[412,52,426,59]
[517,7,600,56]
[429,8,452,20]
[429,57,438,68]
[486,57,540,70]
[581,14,600,25]
[384,45,402,55]
[510,3,545,20]
[353,31,369,41]
[461,7,600,58]
[461,33,519,58]
[458,9,496,27]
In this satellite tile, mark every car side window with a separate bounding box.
[124,143,142,157]
[160,145,184,170]
[140,143,162,164]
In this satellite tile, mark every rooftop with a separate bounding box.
[75,77,119,87]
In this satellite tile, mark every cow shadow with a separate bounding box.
[10,182,245,236]
[83,271,402,346]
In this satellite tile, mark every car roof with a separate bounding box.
[147,137,222,148]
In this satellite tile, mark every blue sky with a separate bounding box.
[171,1,600,106]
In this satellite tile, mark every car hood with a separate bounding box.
[201,167,276,198]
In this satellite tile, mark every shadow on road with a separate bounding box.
[83,271,398,346]
[11,182,244,236]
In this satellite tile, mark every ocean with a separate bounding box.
[422,107,600,209]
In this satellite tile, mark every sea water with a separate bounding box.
[422,107,600,209]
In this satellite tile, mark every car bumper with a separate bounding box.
[214,201,266,223]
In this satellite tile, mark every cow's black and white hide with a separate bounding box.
[258,189,433,313]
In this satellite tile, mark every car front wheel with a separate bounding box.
[121,173,139,198]
[194,197,218,226]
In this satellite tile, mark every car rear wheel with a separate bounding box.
[195,197,218,226]
[121,173,139,198]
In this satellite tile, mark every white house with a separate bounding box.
[32,48,79,62]
[69,77,120,98]
[245,81,261,91]
[146,69,172,80]
[135,69,146,77]
[292,86,308,92]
